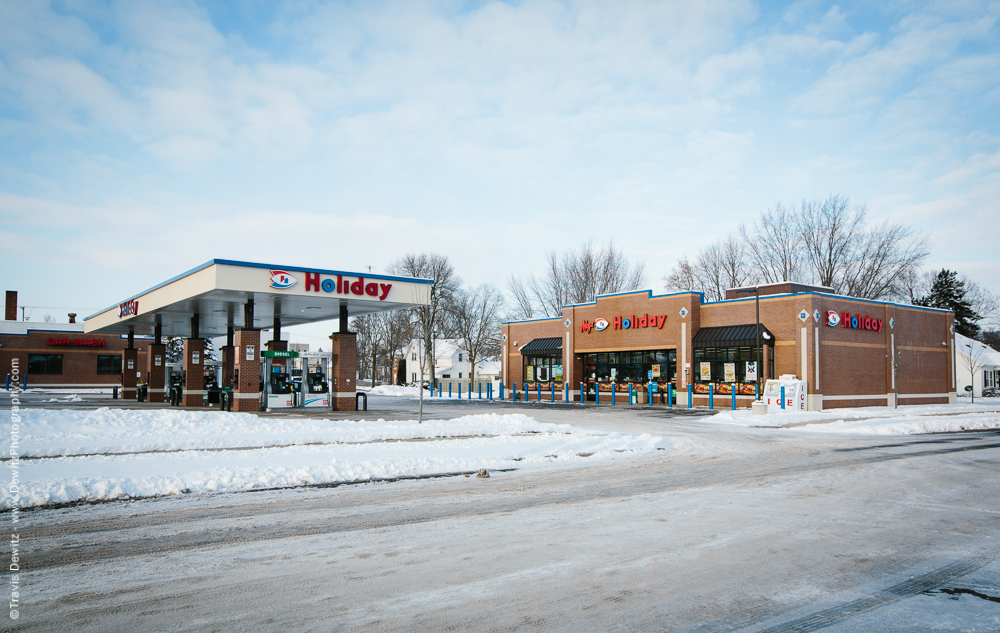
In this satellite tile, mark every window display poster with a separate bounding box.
[651,364,661,377]
[553,365,563,380]
[700,362,711,381]
[526,366,534,381]
[745,361,757,382]
[724,362,735,382]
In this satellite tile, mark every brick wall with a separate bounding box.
[0,329,149,389]
[504,290,953,409]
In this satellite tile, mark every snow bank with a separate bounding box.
[0,409,669,508]
[708,402,1000,435]
[0,408,574,457]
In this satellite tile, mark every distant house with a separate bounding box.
[955,333,1000,397]
[400,338,471,387]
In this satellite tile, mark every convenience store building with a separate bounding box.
[501,282,957,410]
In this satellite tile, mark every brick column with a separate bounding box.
[182,338,206,406]
[220,346,235,389]
[266,338,288,374]
[233,329,261,412]
[330,332,357,411]
[146,343,166,403]
[763,343,771,382]
[122,348,138,400]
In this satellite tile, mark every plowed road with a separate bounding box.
[9,402,1000,632]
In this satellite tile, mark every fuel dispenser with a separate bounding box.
[300,352,331,408]
[204,360,222,405]
[261,351,295,409]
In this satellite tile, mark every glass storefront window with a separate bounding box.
[693,346,773,383]
[523,354,562,383]
[581,349,676,384]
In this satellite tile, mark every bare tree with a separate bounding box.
[379,309,414,384]
[798,195,867,289]
[839,219,930,299]
[448,284,505,386]
[510,241,646,318]
[965,278,1000,331]
[506,274,536,320]
[740,202,804,284]
[663,236,750,302]
[387,253,462,387]
[670,196,929,302]
[959,340,988,403]
[663,256,697,293]
[351,314,382,386]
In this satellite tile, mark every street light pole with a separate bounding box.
[431,330,440,396]
[966,344,975,404]
[738,286,762,402]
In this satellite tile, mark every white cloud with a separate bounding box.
[1,0,999,302]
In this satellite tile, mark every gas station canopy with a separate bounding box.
[84,259,433,337]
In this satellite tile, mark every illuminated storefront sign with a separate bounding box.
[828,310,883,333]
[580,314,666,333]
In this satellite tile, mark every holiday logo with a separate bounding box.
[827,311,841,327]
[594,318,609,331]
[269,270,298,289]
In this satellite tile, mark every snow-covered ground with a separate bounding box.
[708,400,1000,434]
[1,409,668,509]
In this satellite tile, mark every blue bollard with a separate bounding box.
[596,383,600,405]
[668,383,673,408]
[513,382,517,401]
[500,382,504,401]
[449,382,452,398]
[629,383,634,406]
[780,385,786,409]
[732,386,736,410]
[612,382,616,405]
[4,374,8,390]
[537,382,541,402]
[580,382,585,404]
[550,382,554,402]
[459,383,462,399]
[688,383,693,408]
[755,383,759,400]
[709,384,714,410]
[649,383,653,407]
[479,382,482,399]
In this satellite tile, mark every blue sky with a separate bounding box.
[2,0,999,338]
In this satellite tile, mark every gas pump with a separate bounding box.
[262,354,294,409]
[300,352,331,408]
[204,360,222,405]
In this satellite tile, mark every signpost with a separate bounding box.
[262,350,299,358]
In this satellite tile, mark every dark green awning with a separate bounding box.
[520,337,563,356]
[692,324,774,348]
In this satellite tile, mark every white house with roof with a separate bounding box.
[955,333,1000,398]
[401,338,470,386]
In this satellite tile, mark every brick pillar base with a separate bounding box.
[220,345,235,391]
[146,343,166,403]
[183,338,206,406]
[330,332,357,411]
[122,348,138,400]
[233,330,261,412]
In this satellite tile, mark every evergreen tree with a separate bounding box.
[165,336,185,363]
[915,269,982,337]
